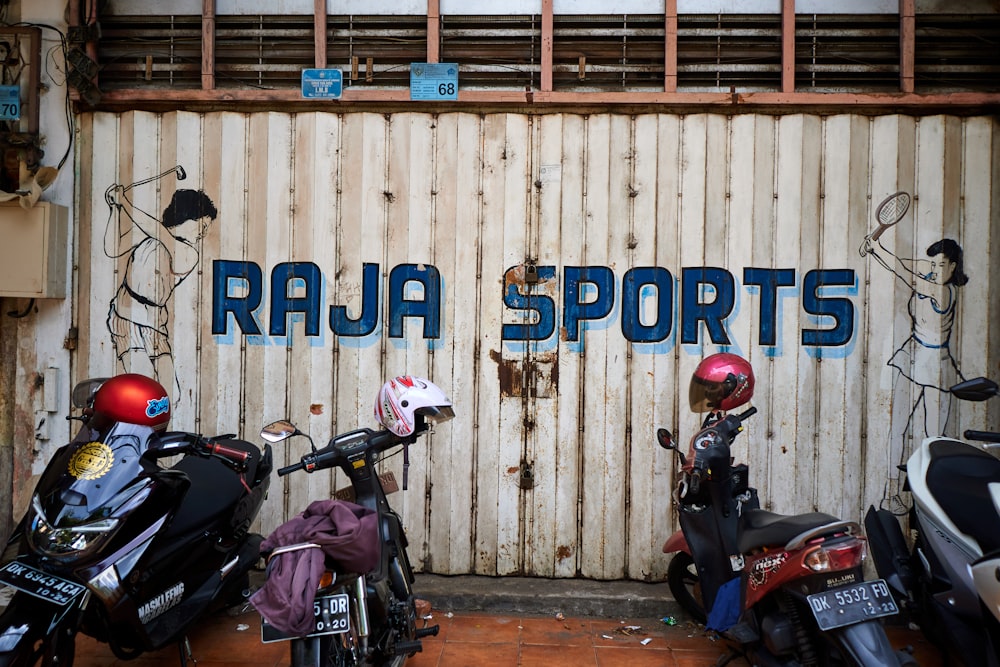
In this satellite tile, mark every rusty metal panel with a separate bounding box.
[65,109,1000,581]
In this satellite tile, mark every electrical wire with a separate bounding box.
[1,21,74,170]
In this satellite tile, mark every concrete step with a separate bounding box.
[412,573,683,620]
[0,571,684,622]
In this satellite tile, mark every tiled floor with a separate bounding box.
[69,605,945,667]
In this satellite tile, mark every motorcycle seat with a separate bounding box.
[161,443,259,538]
[737,509,839,553]
[926,438,1000,554]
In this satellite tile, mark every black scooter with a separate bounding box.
[0,374,271,666]
[255,415,443,666]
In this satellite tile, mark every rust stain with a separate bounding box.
[489,349,560,398]
[309,403,323,415]
[556,545,572,561]
[490,349,522,397]
[506,466,519,474]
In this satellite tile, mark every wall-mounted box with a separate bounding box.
[0,202,68,298]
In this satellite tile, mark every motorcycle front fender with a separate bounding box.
[829,620,903,666]
[0,592,80,666]
[662,530,689,555]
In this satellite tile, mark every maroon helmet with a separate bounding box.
[91,374,171,431]
[689,353,755,412]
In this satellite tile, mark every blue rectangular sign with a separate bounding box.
[410,63,458,101]
[301,69,343,99]
[0,86,20,121]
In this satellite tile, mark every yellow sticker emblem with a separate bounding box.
[68,442,115,480]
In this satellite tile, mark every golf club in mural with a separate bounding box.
[860,191,969,468]
[103,165,218,396]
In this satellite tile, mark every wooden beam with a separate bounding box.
[541,0,553,92]
[900,0,915,93]
[315,0,327,69]
[202,0,215,90]
[665,0,677,93]
[92,88,1000,113]
[427,0,440,64]
[782,0,795,93]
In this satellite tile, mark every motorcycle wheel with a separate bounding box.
[291,627,364,667]
[667,552,706,624]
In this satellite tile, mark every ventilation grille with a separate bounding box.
[677,14,782,92]
[440,15,539,90]
[97,15,202,89]
[327,15,427,89]
[795,14,901,92]
[94,12,999,94]
[552,15,664,91]
[915,15,1000,92]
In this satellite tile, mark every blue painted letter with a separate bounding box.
[270,262,322,336]
[330,262,380,336]
[622,267,673,343]
[563,266,615,342]
[743,267,796,346]
[802,269,855,346]
[388,264,441,338]
[680,267,734,345]
[212,260,263,335]
[501,265,557,341]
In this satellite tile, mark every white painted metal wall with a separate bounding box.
[65,111,998,580]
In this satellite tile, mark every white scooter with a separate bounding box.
[866,376,1000,666]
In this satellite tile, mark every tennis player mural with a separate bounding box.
[860,191,969,470]
[103,165,218,396]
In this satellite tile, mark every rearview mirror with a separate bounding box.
[657,428,674,450]
[260,420,299,443]
[950,377,999,402]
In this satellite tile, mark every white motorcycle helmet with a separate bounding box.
[375,376,455,437]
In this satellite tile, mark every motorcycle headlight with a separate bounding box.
[27,495,120,559]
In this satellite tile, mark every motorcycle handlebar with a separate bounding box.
[735,406,757,422]
[204,440,250,464]
[277,461,305,476]
[276,429,413,477]
[965,429,1000,444]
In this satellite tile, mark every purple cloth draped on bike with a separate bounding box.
[250,499,379,636]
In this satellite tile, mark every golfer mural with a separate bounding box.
[103,165,218,396]
[861,191,969,470]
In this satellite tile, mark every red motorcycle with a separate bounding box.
[660,353,912,666]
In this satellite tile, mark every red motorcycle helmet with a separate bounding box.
[689,353,755,412]
[91,374,171,431]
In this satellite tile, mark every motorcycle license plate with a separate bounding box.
[261,593,351,643]
[807,579,898,630]
[0,561,85,606]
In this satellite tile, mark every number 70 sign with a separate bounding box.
[410,63,458,101]
[0,85,20,121]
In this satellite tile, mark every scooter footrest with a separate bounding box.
[393,640,423,656]
[722,622,759,645]
[415,624,440,638]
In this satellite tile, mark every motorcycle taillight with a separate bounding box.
[802,537,867,573]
